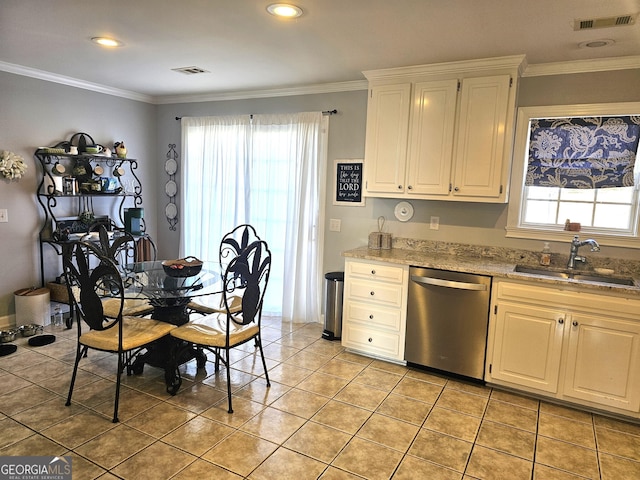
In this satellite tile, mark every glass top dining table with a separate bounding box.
[121,260,226,325]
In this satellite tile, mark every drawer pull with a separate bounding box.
[370,291,375,296]
[369,314,374,319]
[371,269,376,275]
[368,338,373,343]
[558,318,564,324]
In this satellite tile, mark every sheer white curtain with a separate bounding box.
[180,112,328,323]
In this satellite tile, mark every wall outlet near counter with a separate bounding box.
[430,216,439,230]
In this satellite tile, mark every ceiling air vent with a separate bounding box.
[574,14,636,30]
[171,66,210,75]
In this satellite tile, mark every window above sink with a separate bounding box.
[506,102,640,249]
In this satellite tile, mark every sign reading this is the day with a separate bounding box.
[335,160,364,206]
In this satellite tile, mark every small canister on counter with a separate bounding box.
[368,232,381,249]
[380,232,392,250]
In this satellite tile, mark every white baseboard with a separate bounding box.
[0,314,15,330]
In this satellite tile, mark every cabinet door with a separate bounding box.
[452,75,511,199]
[490,301,565,393]
[563,313,640,412]
[363,83,411,194]
[405,79,458,196]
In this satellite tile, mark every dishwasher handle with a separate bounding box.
[410,274,488,291]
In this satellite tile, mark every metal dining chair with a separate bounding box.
[63,240,176,422]
[88,225,155,319]
[188,224,261,315]
[169,240,272,412]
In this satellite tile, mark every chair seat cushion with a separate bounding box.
[170,313,258,347]
[80,316,175,351]
[102,298,154,318]
[188,294,242,315]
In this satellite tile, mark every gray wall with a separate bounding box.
[154,91,370,273]
[0,71,157,320]
[2,66,640,323]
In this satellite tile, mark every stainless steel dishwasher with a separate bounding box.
[405,267,492,381]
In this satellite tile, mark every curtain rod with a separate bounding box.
[175,109,337,121]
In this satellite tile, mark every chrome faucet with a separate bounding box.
[567,235,600,269]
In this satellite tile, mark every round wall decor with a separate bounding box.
[394,201,414,222]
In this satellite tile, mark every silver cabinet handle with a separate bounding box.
[398,185,403,189]
[368,337,373,343]
[371,269,376,275]
[558,318,564,324]
[573,321,578,326]
[370,291,375,296]
[410,275,487,291]
[369,314,374,319]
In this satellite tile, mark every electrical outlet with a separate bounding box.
[430,216,439,230]
[329,218,341,232]
[0,209,7,223]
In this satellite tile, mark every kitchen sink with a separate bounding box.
[514,265,636,286]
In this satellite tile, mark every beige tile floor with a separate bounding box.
[2,316,640,479]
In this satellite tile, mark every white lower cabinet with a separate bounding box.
[487,281,640,416]
[342,259,409,362]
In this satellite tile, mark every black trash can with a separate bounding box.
[322,271,344,341]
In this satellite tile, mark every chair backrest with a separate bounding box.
[219,224,261,265]
[87,224,156,266]
[63,241,125,333]
[223,240,271,327]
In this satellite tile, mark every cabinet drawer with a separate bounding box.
[347,279,404,308]
[344,301,402,331]
[347,261,405,283]
[343,323,402,359]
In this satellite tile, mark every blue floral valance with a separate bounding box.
[525,116,640,189]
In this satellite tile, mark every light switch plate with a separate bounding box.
[430,216,439,230]
[329,218,341,232]
[0,209,7,223]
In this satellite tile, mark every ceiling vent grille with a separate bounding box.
[171,66,210,75]
[574,14,636,30]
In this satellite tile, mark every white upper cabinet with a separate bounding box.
[363,83,411,194]
[452,75,511,199]
[363,56,525,203]
[406,79,458,196]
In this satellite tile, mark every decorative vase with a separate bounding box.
[115,142,127,159]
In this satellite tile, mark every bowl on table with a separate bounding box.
[162,257,203,278]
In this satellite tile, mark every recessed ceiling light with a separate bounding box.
[578,39,615,48]
[266,3,303,18]
[91,37,124,48]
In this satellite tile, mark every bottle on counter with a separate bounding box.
[540,242,551,266]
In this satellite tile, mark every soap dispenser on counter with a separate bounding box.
[540,242,551,266]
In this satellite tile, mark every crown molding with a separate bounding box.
[0,61,153,103]
[2,55,639,104]
[152,80,368,105]
[523,55,640,77]
[363,55,527,81]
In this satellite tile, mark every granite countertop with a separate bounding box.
[343,241,640,297]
